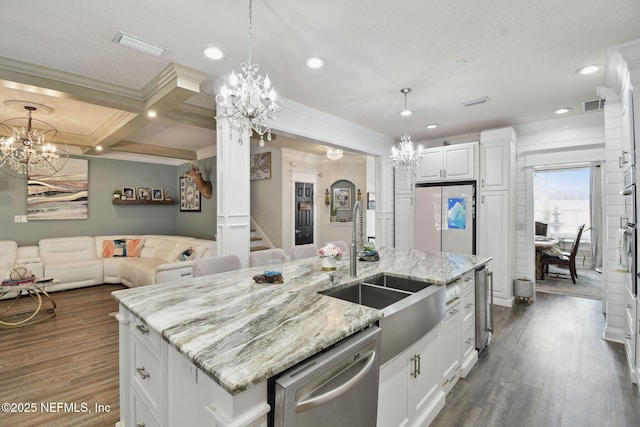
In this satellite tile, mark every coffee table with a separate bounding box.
[0,278,56,328]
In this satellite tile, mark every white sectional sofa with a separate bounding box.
[2,235,216,294]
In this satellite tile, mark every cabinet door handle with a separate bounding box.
[136,367,151,380]
[466,338,474,344]
[136,424,146,427]
[135,324,149,335]
[625,303,632,309]
[481,178,485,188]
[410,354,420,378]
[465,303,473,309]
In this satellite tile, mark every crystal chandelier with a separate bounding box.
[326,147,343,161]
[0,105,69,179]
[215,0,283,147]
[391,88,423,170]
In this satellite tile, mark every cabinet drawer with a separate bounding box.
[131,317,161,356]
[461,271,474,292]
[131,335,162,411]
[462,287,475,324]
[132,388,160,427]
[461,319,475,360]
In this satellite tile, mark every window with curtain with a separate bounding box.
[533,166,591,243]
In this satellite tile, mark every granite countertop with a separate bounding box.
[112,247,491,395]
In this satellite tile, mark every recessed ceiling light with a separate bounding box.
[96,145,103,151]
[576,65,600,75]
[305,57,326,69]
[203,47,224,60]
[425,124,438,129]
[400,109,413,117]
[554,107,571,114]
[147,111,157,118]
[113,31,166,56]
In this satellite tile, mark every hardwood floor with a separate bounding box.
[432,292,640,427]
[1,286,639,426]
[0,284,123,427]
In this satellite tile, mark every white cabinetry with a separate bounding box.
[460,272,477,377]
[439,299,461,394]
[478,128,516,307]
[416,142,477,183]
[378,325,445,427]
[624,284,637,384]
[394,168,415,249]
[117,305,269,427]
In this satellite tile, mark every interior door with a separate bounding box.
[295,182,314,245]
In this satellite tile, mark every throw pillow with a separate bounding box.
[102,239,126,257]
[126,239,144,257]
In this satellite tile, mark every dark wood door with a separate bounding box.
[295,182,314,245]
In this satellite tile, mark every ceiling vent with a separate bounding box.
[583,99,605,112]
[462,96,489,107]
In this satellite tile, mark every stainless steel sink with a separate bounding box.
[323,282,412,309]
[362,274,432,293]
[322,276,446,364]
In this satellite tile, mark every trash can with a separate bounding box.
[513,278,534,304]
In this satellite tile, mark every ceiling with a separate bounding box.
[1,0,639,164]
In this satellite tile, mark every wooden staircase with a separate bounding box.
[250,229,269,252]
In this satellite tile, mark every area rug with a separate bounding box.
[535,265,603,300]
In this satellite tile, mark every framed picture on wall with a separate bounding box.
[180,176,201,212]
[333,188,351,211]
[250,152,271,180]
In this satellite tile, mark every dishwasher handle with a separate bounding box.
[295,349,377,413]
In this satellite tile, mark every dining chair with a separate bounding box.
[535,221,548,236]
[289,244,319,261]
[193,255,242,277]
[249,248,286,267]
[540,224,585,284]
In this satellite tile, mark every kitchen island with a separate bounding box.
[113,248,491,426]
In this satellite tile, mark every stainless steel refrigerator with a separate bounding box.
[414,183,476,254]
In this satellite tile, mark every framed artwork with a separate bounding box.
[152,188,164,201]
[27,158,88,220]
[180,176,201,211]
[137,187,151,200]
[333,188,351,211]
[122,186,136,200]
[250,152,271,180]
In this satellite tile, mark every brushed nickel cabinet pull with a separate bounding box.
[136,367,151,380]
[135,323,149,335]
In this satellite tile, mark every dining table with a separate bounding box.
[534,235,560,280]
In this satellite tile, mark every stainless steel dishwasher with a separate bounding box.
[272,326,381,427]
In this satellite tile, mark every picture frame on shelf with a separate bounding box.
[137,187,151,200]
[122,186,136,200]
[333,188,351,211]
[152,188,164,201]
[180,176,201,212]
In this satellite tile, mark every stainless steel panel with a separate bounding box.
[274,327,380,427]
[475,265,491,353]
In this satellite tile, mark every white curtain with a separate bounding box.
[589,162,603,270]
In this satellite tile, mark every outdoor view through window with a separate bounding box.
[534,166,591,244]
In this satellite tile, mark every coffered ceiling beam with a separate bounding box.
[108,140,197,161]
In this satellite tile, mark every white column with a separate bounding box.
[216,118,251,267]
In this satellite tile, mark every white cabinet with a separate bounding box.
[394,167,415,250]
[478,127,516,307]
[460,272,477,377]
[117,305,270,427]
[624,284,637,383]
[378,325,445,427]
[439,299,461,394]
[416,142,477,183]
[479,141,510,191]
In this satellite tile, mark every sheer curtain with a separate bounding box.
[589,162,603,270]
